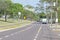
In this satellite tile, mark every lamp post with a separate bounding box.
[56,0,58,23]
[18,12,21,22]
[50,2,53,27]
[53,0,58,27]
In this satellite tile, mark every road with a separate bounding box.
[0,22,60,40]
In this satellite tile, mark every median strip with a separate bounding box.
[0,20,34,32]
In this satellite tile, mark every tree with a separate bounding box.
[0,0,12,22]
[40,0,60,22]
[0,0,23,22]
[8,3,23,18]
[25,5,34,9]
[36,1,44,13]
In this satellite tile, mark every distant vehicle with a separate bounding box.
[41,18,48,24]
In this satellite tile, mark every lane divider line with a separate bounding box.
[34,27,42,40]
[4,35,10,38]
[34,39,36,40]
[10,34,14,36]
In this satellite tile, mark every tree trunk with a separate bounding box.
[4,12,7,22]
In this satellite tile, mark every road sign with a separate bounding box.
[24,16,26,20]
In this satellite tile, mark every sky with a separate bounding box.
[12,0,39,7]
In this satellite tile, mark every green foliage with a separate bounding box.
[0,0,23,21]
[0,0,49,21]
[21,9,35,20]
[40,0,60,23]
[8,3,23,18]
[25,5,34,9]
[38,12,46,18]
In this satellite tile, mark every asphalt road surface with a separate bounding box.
[0,22,60,40]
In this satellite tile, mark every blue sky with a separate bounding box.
[12,0,39,7]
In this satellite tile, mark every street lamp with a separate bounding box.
[56,0,58,23]
[53,2,58,22]
[53,2,56,6]
[18,12,21,22]
[53,0,58,27]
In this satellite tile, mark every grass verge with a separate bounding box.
[0,19,32,30]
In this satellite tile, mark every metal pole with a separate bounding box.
[51,12,53,27]
[55,0,58,27]
[50,1,53,27]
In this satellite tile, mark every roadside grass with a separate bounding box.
[51,24,60,32]
[51,24,60,28]
[0,18,32,30]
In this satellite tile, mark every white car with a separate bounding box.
[41,18,48,24]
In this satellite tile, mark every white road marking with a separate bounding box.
[0,24,33,40]
[4,35,9,38]
[53,29,55,31]
[35,34,38,39]
[11,27,32,35]
[0,38,3,40]
[0,23,34,40]
[58,34,60,36]
[34,27,41,40]
[34,39,36,40]
[10,34,14,36]
[15,32,18,34]
[16,27,32,33]
[23,27,32,31]
[2,26,33,39]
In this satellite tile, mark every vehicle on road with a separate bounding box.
[41,18,48,24]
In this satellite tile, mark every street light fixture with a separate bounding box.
[53,2,58,23]
[53,2,56,6]
[18,12,21,22]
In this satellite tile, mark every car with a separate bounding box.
[41,18,48,24]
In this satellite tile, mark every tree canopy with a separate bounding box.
[0,0,23,21]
